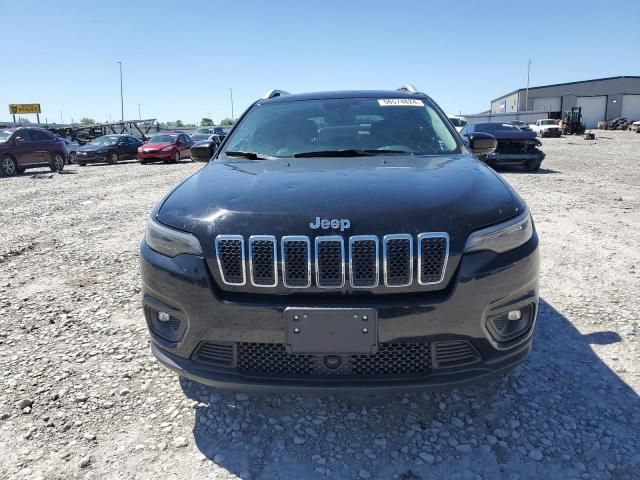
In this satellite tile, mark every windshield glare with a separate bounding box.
[540,120,556,125]
[90,136,120,146]
[0,130,12,143]
[475,123,518,132]
[223,98,460,158]
[194,128,212,134]
[149,134,178,143]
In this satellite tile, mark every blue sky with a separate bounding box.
[1,0,638,125]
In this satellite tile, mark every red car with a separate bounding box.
[137,132,193,164]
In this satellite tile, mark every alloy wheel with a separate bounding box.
[1,157,16,176]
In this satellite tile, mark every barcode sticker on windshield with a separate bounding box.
[378,99,424,107]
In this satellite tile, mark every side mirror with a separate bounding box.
[14,136,25,144]
[190,140,217,162]
[468,132,497,155]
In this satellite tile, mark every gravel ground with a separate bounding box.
[1,131,639,480]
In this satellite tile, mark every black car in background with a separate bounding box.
[75,134,143,166]
[0,127,67,176]
[460,122,544,171]
[141,87,539,392]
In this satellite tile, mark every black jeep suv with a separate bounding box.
[140,86,539,392]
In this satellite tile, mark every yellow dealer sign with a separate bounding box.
[9,104,41,115]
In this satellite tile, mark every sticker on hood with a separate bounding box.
[377,99,424,107]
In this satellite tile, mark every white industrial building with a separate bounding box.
[486,76,640,128]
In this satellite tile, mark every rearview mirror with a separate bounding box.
[468,133,497,155]
[190,140,217,162]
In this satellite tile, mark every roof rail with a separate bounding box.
[397,84,418,94]
[262,89,290,100]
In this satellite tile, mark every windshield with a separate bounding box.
[89,135,120,146]
[0,130,13,143]
[223,97,460,158]
[148,134,178,143]
[194,128,213,135]
[475,123,519,132]
[540,120,556,125]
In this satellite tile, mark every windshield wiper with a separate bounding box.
[293,149,411,158]
[224,151,274,160]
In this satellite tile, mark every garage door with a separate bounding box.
[532,97,562,112]
[577,96,607,129]
[621,95,640,121]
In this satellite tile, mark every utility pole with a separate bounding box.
[525,59,532,111]
[117,61,124,121]
[60,111,63,124]
[137,103,141,120]
[229,88,234,122]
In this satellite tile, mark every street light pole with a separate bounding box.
[525,59,532,111]
[117,61,124,121]
[137,103,141,120]
[229,88,234,122]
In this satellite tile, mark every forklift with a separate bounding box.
[561,107,586,135]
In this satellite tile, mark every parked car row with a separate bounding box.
[0,127,207,176]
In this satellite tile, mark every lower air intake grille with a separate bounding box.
[193,342,234,367]
[237,342,432,378]
[351,343,432,375]
[216,236,245,285]
[433,340,481,368]
[237,343,314,375]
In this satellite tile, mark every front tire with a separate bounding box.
[174,151,180,164]
[0,155,17,177]
[50,153,65,172]
[525,149,544,171]
[68,152,76,164]
[109,152,119,165]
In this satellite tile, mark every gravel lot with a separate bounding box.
[1,131,639,480]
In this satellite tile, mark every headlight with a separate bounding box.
[138,147,143,152]
[464,210,533,253]
[145,217,202,257]
[161,146,174,152]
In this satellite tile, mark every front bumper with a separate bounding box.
[75,154,109,163]
[138,151,174,162]
[140,233,539,391]
[485,152,543,165]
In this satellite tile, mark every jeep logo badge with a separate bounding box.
[310,216,351,232]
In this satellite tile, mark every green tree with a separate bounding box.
[220,117,234,126]
[80,117,95,125]
[17,116,32,124]
[200,117,214,126]
[175,120,184,127]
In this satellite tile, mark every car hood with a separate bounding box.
[156,154,524,257]
[77,144,114,152]
[143,142,175,149]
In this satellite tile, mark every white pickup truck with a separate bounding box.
[531,119,561,138]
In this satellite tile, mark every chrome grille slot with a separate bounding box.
[349,236,379,288]
[249,235,277,287]
[215,235,246,286]
[315,236,345,288]
[383,235,413,287]
[281,236,311,288]
[418,233,449,285]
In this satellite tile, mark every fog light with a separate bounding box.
[507,310,522,321]
[157,311,171,322]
